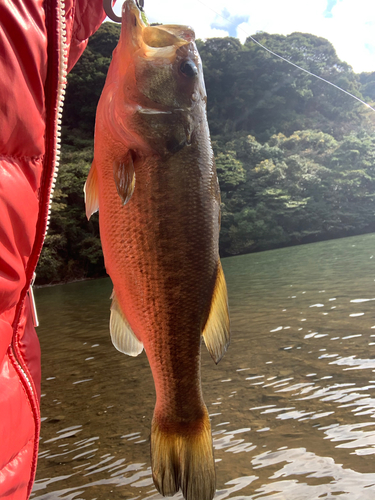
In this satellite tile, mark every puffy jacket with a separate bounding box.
[0,1,106,497]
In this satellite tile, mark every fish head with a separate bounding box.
[97,0,209,156]
[118,0,206,111]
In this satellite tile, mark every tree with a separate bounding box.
[36,24,375,283]
[36,147,105,284]
[63,22,121,140]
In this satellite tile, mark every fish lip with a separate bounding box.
[122,0,144,22]
[121,0,195,56]
[120,0,147,53]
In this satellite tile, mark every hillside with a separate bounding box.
[36,23,375,284]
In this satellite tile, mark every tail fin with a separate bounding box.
[151,410,215,500]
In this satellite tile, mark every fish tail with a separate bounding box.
[151,408,215,500]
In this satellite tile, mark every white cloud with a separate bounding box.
[325,0,375,72]
[113,0,375,73]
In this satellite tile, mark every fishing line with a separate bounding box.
[196,0,375,113]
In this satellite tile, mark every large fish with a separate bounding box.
[84,1,230,499]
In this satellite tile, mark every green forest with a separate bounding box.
[36,23,375,284]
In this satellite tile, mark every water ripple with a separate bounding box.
[32,234,375,499]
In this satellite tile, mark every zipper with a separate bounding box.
[10,347,35,394]
[12,0,69,338]
[46,0,68,235]
[22,0,69,333]
[9,1,69,496]
[13,0,68,375]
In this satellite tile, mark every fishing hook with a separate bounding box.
[103,0,144,23]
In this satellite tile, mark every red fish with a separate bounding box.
[85,1,230,498]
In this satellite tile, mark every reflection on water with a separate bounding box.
[32,234,375,499]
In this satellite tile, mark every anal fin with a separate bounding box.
[110,290,143,356]
[202,261,230,364]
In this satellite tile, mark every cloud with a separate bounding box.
[320,0,375,72]
[323,0,340,18]
[112,0,375,73]
[210,8,249,37]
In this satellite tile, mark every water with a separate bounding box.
[32,233,375,499]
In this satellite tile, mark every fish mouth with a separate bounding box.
[117,0,205,112]
[121,0,195,58]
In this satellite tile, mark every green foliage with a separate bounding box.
[217,130,375,256]
[214,148,246,190]
[359,72,375,102]
[36,147,105,284]
[201,33,371,141]
[37,23,375,284]
[63,22,121,139]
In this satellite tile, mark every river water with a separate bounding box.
[31,233,375,499]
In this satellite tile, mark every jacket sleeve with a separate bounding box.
[0,1,107,496]
[0,0,107,385]
[65,0,108,73]
[0,0,48,352]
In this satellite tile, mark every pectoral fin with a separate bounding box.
[202,261,230,364]
[113,152,135,205]
[84,160,99,220]
[110,291,143,356]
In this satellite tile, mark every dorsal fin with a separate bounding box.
[202,261,230,364]
[110,290,143,356]
[84,160,99,220]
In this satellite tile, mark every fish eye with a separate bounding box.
[180,60,198,78]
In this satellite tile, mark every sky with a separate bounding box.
[113,0,375,73]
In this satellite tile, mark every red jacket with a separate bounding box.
[0,1,106,497]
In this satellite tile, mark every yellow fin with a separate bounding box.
[202,261,230,364]
[113,152,135,205]
[151,408,215,500]
[84,160,99,220]
[110,291,143,356]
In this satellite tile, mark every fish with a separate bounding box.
[84,1,230,499]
